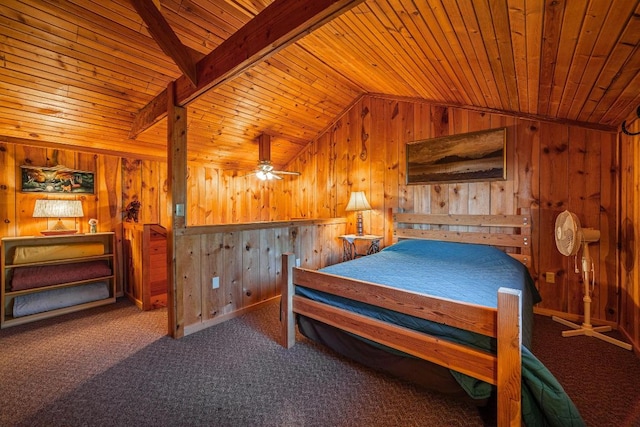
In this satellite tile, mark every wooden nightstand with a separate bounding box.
[338,234,383,261]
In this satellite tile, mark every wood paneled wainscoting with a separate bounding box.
[173,218,346,336]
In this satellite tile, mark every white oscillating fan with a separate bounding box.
[552,210,632,350]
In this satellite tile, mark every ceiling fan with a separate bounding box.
[247,134,301,181]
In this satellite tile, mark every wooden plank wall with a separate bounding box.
[0,143,348,335]
[122,158,169,226]
[0,96,629,338]
[281,95,620,326]
[620,119,640,349]
[121,160,289,225]
[0,142,125,294]
[175,221,345,335]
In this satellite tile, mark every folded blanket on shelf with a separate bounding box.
[11,261,112,291]
[12,243,104,264]
[12,282,110,317]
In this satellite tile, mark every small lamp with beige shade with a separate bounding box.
[345,191,371,236]
[32,199,84,235]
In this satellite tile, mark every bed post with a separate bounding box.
[496,287,522,427]
[281,253,296,348]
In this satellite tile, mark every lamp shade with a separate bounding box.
[345,191,371,212]
[33,199,84,218]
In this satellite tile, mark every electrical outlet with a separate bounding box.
[545,272,555,283]
[211,276,219,289]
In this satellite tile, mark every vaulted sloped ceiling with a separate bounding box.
[1,0,639,172]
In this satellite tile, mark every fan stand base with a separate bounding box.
[551,316,633,351]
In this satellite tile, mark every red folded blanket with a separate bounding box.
[11,261,112,291]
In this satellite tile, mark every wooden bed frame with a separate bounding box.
[280,212,532,427]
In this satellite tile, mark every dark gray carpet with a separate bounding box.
[0,299,638,426]
[531,314,640,427]
[0,299,483,427]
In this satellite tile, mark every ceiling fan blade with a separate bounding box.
[271,170,301,176]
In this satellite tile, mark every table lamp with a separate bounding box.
[33,199,84,235]
[345,191,371,236]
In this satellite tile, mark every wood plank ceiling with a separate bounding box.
[1,0,639,172]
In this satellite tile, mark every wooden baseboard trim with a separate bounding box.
[183,296,280,337]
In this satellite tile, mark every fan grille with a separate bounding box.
[555,210,581,256]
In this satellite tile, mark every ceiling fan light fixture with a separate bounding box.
[255,166,282,181]
[246,134,301,180]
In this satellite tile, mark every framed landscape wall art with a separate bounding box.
[21,165,95,194]
[406,127,507,185]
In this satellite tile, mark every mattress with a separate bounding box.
[295,239,583,427]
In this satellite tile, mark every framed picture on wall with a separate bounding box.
[20,165,95,194]
[406,127,507,185]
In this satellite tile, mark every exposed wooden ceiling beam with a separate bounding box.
[129,0,366,139]
[129,0,198,87]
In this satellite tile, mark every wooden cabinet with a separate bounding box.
[123,223,167,310]
[1,232,116,328]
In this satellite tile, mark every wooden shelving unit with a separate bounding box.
[1,232,116,328]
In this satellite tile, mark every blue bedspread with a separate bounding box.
[296,239,584,426]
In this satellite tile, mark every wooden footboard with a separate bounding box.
[280,252,522,427]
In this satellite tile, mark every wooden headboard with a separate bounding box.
[393,212,532,267]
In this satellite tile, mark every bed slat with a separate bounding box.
[294,295,498,384]
[394,228,529,249]
[293,267,498,337]
[394,213,530,227]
